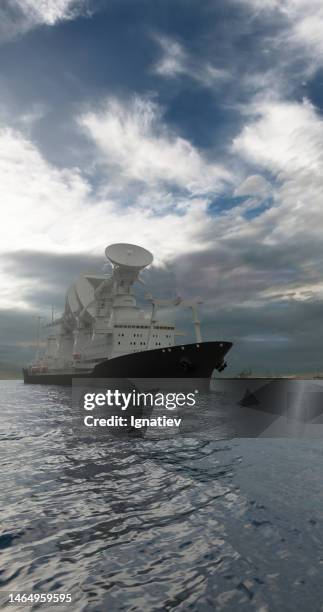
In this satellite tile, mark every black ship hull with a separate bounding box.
[23,341,232,385]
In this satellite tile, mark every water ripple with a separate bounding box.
[1,381,323,611]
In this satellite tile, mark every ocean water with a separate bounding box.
[1,380,323,611]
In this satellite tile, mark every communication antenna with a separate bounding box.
[32,315,44,362]
[105,243,153,269]
[105,243,153,289]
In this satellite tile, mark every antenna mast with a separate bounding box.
[33,315,44,362]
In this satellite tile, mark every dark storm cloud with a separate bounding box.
[2,249,179,311]
[0,250,180,371]
[0,309,39,371]
[153,241,323,374]
[3,250,103,310]
[0,250,104,370]
[202,297,323,375]
[3,237,323,375]
[170,234,323,307]
[3,249,103,281]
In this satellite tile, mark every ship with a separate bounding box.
[23,243,232,385]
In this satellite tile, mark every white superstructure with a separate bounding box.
[36,244,202,373]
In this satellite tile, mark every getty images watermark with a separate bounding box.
[73,377,323,439]
[82,388,198,430]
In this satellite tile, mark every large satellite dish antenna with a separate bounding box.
[105,243,153,270]
[67,275,96,318]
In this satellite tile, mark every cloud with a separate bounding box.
[0,308,39,369]
[79,95,231,196]
[232,97,323,215]
[153,35,186,78]
[233,100,323,178]
[2,93,322,317]
[153,34,230,88]
[0,112,232,311]
[204,295,323,374]
[0,0,87,42]
[236,0,323,74]
[2,250,103,311]
[0,126,90,255]
[234,175,271,200]
[230,96,323,305]
[14,0,82,25]
[233,98,323,176]
[0,79,322,374]
[0,0,322,374]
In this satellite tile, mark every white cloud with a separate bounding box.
[234,174,271,199]
[14,0,80,25]
[237,0,323,72]
[233,98,323,175]
[153,34,229,87]
[0,120,230,309]
[79,96,231,197]
[0,0,85,41]
[154,35,187,77]
[228,0,323,275]
[232,97,323,275]
[1,91,323,320]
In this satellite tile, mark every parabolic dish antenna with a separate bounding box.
[67,275,96,317]
[105,243,153,270]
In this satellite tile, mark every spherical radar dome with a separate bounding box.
[105,243,153,269]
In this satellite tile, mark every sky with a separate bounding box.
[1,0,323,374]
